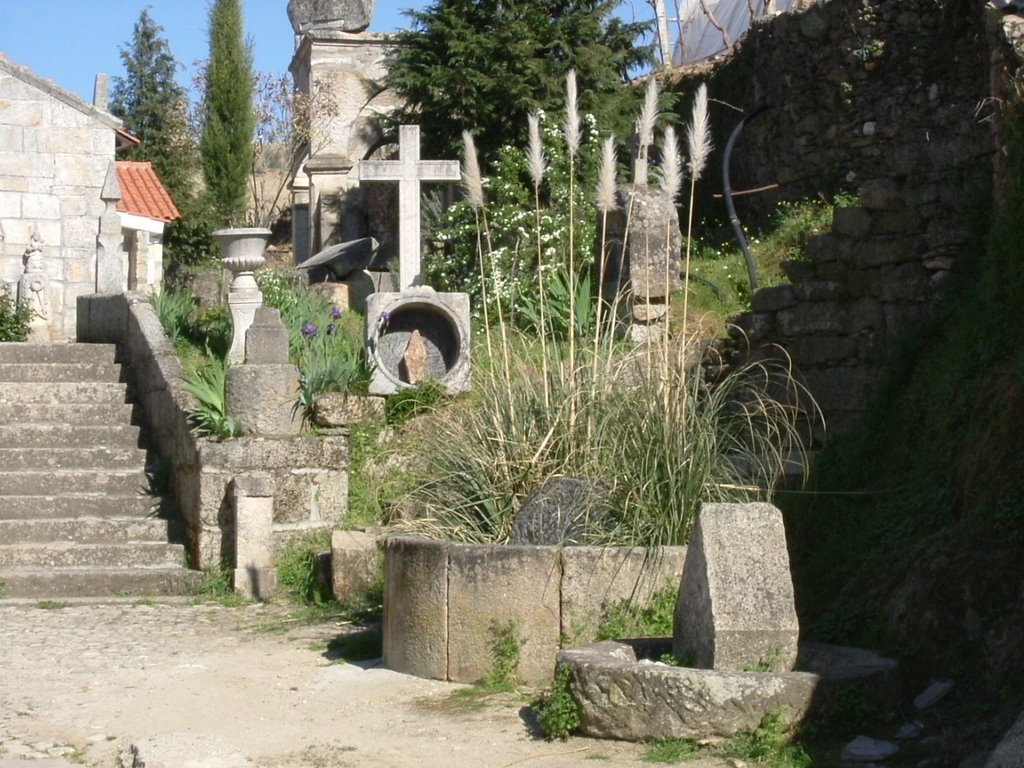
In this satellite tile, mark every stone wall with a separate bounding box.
[0,56,118,340]
[668,1,1015,432]
[382,536,687,685]
[77,293,349,569]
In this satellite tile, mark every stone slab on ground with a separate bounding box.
[674,502,799,672]
[987,710,1024,768]
[121,733,254,767]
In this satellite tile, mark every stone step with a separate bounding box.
[0,342,117,364]
[0,566,201,599]
[0,423,141,448]
[0,381,128,405]
[0,470,154,496]
[0,362,122,383]
[0,494,163,520]
[0,447,151,470]
[0,402,137,426]
[0,541,185,568]
[0,516,171,544]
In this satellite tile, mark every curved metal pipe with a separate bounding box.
[722,104,769,292]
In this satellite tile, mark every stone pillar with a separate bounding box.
[225,307,302,436]
[96,162,125,294]
[625,186,682,343]
[232,472,277,600]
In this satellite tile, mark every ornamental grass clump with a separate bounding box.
[397,78,818,547]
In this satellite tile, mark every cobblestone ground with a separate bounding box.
[0,600,728,768]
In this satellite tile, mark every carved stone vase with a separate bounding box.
[214,227,271,365]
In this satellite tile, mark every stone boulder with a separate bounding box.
[673,502,799,672]
[287,0,376,33]
[508,477,607,546]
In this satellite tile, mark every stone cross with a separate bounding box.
[358,125,460,291]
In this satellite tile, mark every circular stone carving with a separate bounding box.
[375,302,462,385]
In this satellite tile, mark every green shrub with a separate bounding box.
[384,380,447,427]
[534,664,582,741]
[275,530,333,605]
[722,711,810,768]
[481,620,521,692]
[0,285,32,342]
[597,585,677,640]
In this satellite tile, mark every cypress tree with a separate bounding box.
[201,0,255,226]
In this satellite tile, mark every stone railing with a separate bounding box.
[77,293,348,570]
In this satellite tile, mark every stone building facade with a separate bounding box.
[0,55,123,341]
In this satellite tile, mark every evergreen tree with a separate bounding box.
[109,9,194,209]
[110,9,213,267]
[386,0,652,161]
[201,0,255,226]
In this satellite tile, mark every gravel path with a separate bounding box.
[0,600,727,768]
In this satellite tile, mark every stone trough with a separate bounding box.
[557,639,899,741]
[555,502,900,741]
[382,536,687,686]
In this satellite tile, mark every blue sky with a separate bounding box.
[0,1,429,104]
[0,1,655,106]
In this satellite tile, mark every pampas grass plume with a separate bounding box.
[596,136,618,213]
[462,130,484,210]
[687,84,712,180]
[661,126,682,201]
[564,70,581,158]
[527,113,546,189]
[639,76,659,148]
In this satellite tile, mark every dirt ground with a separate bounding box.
[0,600,729,768]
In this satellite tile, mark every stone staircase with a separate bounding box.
[0,342,199,599]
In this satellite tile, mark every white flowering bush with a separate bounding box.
[426,112,600,337]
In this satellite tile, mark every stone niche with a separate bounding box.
[366,290,470,395]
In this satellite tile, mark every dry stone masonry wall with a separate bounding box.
[673,0,1020,433]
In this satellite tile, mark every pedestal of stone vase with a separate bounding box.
[215,228,271,365]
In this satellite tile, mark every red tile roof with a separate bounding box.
[115,161,180,223]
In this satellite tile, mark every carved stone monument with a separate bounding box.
[215,228,270,366]
[96,162,125,295]
[366,289,471,395]
[17,231,50,341]
[358,125,461,290]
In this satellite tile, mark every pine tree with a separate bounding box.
[386,0,652,161]
[201,0,255,226]
[109,9,194,209]
[110,9,214,268]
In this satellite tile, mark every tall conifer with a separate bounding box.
[201,0,255,226]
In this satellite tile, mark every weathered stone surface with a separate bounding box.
[561,546,687,645]
[383,536,449,680]
[225,363,301,437]
[244,307,289,365]
[625,187,682,299]
[987,710,1024,768]
[508,477,607,546]
[674,502,799,672]
[232,472,276,600]
[308,271,376,315]
[296,236,378,281]
[367,290,471,395]
[287,0,376,33]
[630,301,668,323]
[561,641,817,740]
[832,206,872,238]
[750,285,796,313]
[447,543,561,686]
[859,179,904,211]
[312,392,385,427]
[331,528,381,605]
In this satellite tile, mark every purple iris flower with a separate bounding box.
[330,305,342,319]
[301,321,317,339]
